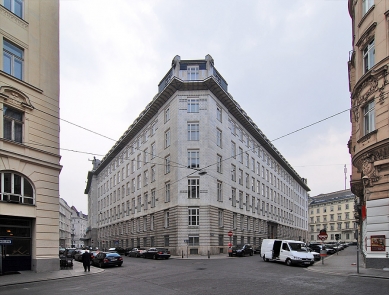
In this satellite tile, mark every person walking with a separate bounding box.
[82,249,91,272]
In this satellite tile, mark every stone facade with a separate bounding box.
[348,0,389,269]
[0,1,60,272]
[308,190,358,244]
[71,206,88,248]
[85,55,310,256]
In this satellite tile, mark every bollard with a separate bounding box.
[182,250,183,259]
[208,250,210,259]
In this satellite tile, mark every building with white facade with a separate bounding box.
[0,0,60,272]
[85,55,310,256]
[71,206,88,249]
[59,198,72,248]
[308,190,357,243]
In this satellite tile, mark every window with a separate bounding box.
[151,166,156,182]
[362,0,374,14]
[165,182,170,202]
[245,153,249,168]
[137,174,141,189]
[232,188,236,207]
[144,170,148,186]
[216,129,222,147]
[239,191,243,209]
[3,0,23,18]
[238,169,243,185]
[3,40,23,80]
[188,150,199,168]
[188,178,200,199]
[217,154,222,173]
[164,107,170,123]
[239,148,243,163]
[165,155,171,174]
[231,164,236,181]
[188,123,199,141]
[164,211,170,228]
[188,235,199,246]
[363,39,375,73]
[151,142,156,159]
[216,106,222,122]
[188,207,199,226]
[231,141,236,158]
[187,98,199,112]
[217,181,222,202]
[137,154,142,169]
[3,106,23,143]
[233,213,237,229]
[151,189,156,208]
[0,172,34,204]
[144,148,148,164]
[137,195,141,212]
[218,209,224,227]
[165,130,171,148]
[363,100,375,134]
[187,66,199,80]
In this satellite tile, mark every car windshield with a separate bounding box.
[107,253,120,257]
[288,243,305,251]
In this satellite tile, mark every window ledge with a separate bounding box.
[357,129,377,143]
[0,5,28,28]
[0,71,43,94]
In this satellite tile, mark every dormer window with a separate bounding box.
[187,66,199,80]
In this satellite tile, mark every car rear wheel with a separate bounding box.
[118,263,123,267]
[286,258,292,266]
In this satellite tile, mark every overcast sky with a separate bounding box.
[60,0,352,214]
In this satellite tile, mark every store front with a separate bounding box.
[0,216,32,273]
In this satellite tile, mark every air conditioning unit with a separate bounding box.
[6,194,20,203]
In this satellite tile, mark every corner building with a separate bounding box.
[85,55,310,256]
[348,0,389,269]
[0,0,60,272]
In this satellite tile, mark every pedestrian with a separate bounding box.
[81,249,91,272]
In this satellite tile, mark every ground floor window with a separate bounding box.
[0,171,34,205]
[188,235,199,246]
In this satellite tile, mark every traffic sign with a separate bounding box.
[318,234,328,241]
[228,242,232,247]
[227,230,233,237]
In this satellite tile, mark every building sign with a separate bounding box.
[0,239,12,245]
[371,235,385,251]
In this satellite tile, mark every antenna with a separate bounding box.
[344,164,347,190]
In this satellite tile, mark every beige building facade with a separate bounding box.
[85,55,310,256]
[348,0,389,269]
[308,190,357,244]
[0,1,60,272]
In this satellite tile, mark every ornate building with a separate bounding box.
[85,55,310,256]
[0,1,60,272]
[71,206,88,249]
[59,198,72,248]
[348,0,389,269]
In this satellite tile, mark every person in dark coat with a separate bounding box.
[81,250,91,272]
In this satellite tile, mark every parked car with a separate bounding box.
[90,251,100,261]
[143,248,171,260]
[229,244,253,257]
[74,250,87,261]
[92,252,123,268]
[124,248,132,256]
[324,244,337,254]
[302,247,320,261]
[108,247,126,255]
[128,247,147,258]
[253,245,261,255]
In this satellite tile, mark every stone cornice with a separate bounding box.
[352,140,389,172]
[356,22,376,49]
[0,5,28,28]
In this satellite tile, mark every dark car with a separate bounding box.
[108,247,126,255]
[92,252,123,268]
[128,247,147,258]
[143,248,171,260]
[253,245,261,255]
[323,244,337,255]
[74,250,87,261]
[90,251,100,261]
[229,244,253,257]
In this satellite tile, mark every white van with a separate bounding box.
[261,239,314,266]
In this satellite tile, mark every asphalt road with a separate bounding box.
[1,255,387,295]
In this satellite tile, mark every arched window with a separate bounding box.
[0,171,34,205]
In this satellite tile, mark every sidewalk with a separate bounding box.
[0,260,104,287]
[308,246,389,279]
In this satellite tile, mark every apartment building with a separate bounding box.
[59,198,72,248]
[85,55,310,256]
[348,0,389,268]
[0,1,60,272]
[71,206,88,249]
[308,190,357,243]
